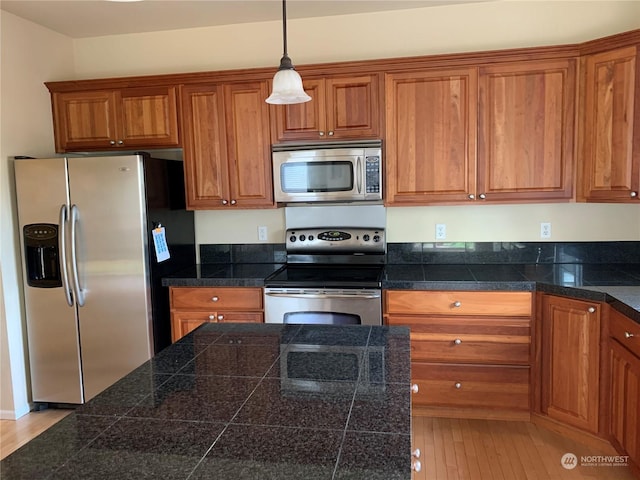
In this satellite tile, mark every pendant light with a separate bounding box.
[266,0,311,104]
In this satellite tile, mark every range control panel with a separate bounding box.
[286,227,385,254]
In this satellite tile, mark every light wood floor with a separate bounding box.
[412,416,638,480]
[1,411,638,479]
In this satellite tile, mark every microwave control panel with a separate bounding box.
[365,156,381,194]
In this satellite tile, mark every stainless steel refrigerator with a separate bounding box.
[14,154,195,404]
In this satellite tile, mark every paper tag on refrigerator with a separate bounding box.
[152,227,170,263]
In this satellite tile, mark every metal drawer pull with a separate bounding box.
[411,384,419,394]
[454,382,462,389]
[218,315,224,321]
[453,301,461,308]
[587,307,596,313]
[454,338,462,345]
[625,332,635,339]
[208,315,215,320]
[412,460,422,472]
[211,296,219,302]
[412,448,421,459]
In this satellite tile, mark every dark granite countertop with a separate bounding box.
[163,262,640,322]
[1,323,412,480]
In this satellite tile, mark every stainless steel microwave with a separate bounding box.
[272,140,382,204]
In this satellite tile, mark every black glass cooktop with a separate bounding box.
[264,264,384,288]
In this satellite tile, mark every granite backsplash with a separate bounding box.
[200,241,640,265]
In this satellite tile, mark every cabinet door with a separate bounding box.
[53,90,119,151]
[581,46,640,202]
[325,74,380,139]
[478,59,576,202]
[610,339,640,466]
[171,311,213,342]
[541,295,601,434]
[272,78,325,142]
[385,68,478,205]
[181,84,229,209]
[224,81,274,208]
[117,86,180,148]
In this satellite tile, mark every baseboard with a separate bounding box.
[412,406,531,421]
[530,412,617,453]
[0,402,31,420]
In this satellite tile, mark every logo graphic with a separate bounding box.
[561,453,578,470]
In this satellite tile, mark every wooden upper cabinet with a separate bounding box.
[580,45,640,202]
[181,81,274,209]
[385,68,478,205]
[51,86,180,152]
[272,74,380,142]
[478,59,576,202]
[540,295,602,435]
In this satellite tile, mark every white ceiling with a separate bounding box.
[0,0,485,39]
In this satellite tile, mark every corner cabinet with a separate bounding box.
[579,45,640,202]
[49,86,180,152]
[539,294,603,435]
[169,287,264,342]
[271,74,381,142]
[385,290,533,420]
[181,81,274,209]
[609,308,640,474]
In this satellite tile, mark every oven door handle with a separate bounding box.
[265,292,381,300]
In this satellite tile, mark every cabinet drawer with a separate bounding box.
[610,309,640,358]
[388,316,531,365]
[385,290,532,316]
[412,363,530,410]
[170,287,263,310]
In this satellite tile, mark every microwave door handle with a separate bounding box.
[356,156,362,194]
[59,204,73,306]
[265,292,381,300]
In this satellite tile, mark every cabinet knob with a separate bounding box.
[587,307,596,313]
[625,332,635,339]
[319,131,325,136]
[328,131,334,136]
[222,200,228,205]
[217,315,224,321]
[468,194,475,200]
[454,338,462,345]
[454,382,462,389]
[208,315,215,320]
[453,301,461,308]
[412,448,421,459]
[211,296,219,302]
[412,460,422,472]
[230,200,237,205]
[479,193,486,199]
[631,191,638,197]
[109,140,116,145]
[411,384,419,394]
[117,140,124,145]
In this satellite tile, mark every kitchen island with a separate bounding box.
[1,323,412,480]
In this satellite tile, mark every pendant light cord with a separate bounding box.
[282,0,288,57]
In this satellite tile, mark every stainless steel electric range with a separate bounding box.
[264,223,386,326]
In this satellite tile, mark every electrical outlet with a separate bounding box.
[258,226,268,242]
[540,222,551,239]
[435,224,446,240]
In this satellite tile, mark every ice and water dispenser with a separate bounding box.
[23,223,62,288]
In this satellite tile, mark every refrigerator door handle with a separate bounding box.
[70,204,85,307]
[59,204,73,307]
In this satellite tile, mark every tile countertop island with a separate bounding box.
[1,323,412,480]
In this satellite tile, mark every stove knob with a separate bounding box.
[289,235,296,242]
[373,235,381,242]
[299,234,306,242]
[363,234,370,242]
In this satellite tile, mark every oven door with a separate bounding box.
[264,288,382,325]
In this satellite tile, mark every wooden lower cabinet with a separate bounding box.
[169,287,264,342]
[539,294,602,435]
[609,309,640,475]
[385,290,532,420]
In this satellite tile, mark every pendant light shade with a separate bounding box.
[266,0,311,104]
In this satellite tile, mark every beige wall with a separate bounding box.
[0,10,74,418]
[1,1,640,418]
